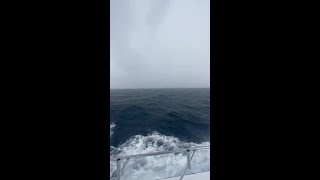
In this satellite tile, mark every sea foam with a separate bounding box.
[110,131,210,180]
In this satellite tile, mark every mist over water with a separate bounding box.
[110,88,210,179]
[110,0,210,89]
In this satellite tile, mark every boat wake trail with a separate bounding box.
[110,128,210,180]
[110,89,210,179]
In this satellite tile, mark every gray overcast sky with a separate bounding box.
[110,0,210,89]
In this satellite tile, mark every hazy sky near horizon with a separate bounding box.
[111,0,210,89]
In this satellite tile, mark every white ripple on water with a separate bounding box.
[110,123,116,138]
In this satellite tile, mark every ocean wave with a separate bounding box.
[110,132,210,180]
[110,123,116,138]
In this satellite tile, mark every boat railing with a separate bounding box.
[110,145,210,180]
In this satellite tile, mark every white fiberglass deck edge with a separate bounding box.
[160,171,210,180]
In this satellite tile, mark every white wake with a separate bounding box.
[110,131,210,180]
[110,123,116,138]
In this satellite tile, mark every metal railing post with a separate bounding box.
[179,150,196,180]
[116,158,121,180]
[186,149,191,169]
[121,158,130,175]
[110,146,210,180]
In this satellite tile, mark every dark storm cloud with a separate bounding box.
[111,0,210,89]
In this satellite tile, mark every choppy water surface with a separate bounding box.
[110,88,210,180]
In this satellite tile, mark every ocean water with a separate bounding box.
[110,88,210,180]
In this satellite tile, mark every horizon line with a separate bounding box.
[110,87,210,90]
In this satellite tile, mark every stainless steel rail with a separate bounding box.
[111,145,210,180]
[179,150,195,180]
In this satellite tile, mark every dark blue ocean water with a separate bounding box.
[110,88,210,147]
